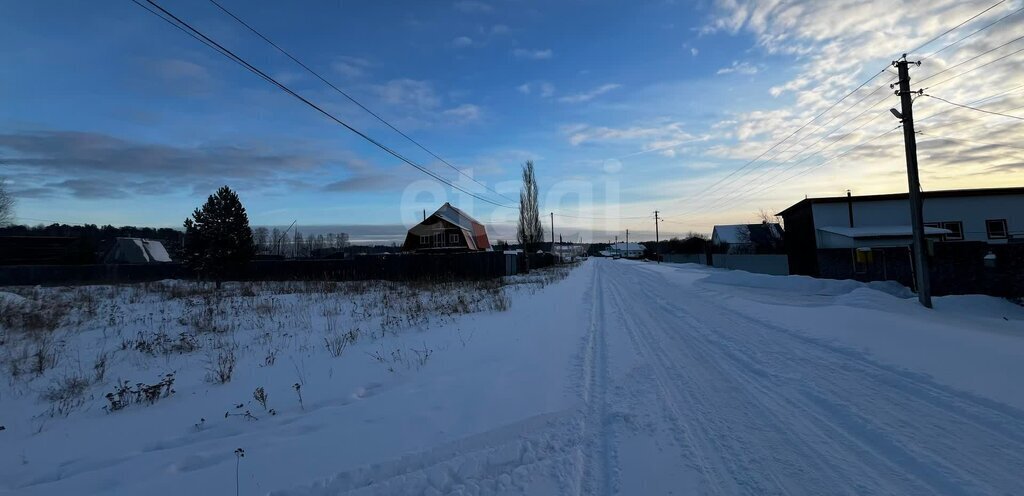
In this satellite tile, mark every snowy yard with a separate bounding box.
[2,259,1024,495]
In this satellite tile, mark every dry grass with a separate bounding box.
[1,264,579,407]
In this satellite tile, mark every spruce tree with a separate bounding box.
[183,186,255,284]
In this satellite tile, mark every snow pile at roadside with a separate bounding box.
[933,294,1024,321]
[0,290,28,305]
[701,269,913,298]
[701,268,1024,321]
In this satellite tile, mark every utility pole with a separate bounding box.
[894,55,932,308]
[550,212,555,256]
[654,210,660,263]
[625,229,629,259]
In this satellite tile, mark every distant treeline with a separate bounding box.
[0,223,186,259]
[0,222,399,261]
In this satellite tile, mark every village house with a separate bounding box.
[103,237,173,264]
[401,202,491,252]
[777,187,1024,280]
[600,242,645,258]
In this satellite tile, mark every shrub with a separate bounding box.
[42,373,90,417]
[253,386,268,410]
[103,373,175,412]
[324,328,358,358]
[206,345,237,384]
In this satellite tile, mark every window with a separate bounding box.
[434,233,443,246]
[853,248,873,274]
[986,219,1008,239]
[449,233,460,244]
[923,222,940,229]
[941,221,963,241]
[419,235,429,245]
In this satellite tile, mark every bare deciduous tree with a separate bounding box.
[252,227,270,254]
[757,208,780,226]
[0,179,14,227]
[516,160,544,252]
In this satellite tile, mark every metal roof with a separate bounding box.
[777,186,1024,217]
[817,225,951,238]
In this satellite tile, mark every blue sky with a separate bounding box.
[3,0,1022,243]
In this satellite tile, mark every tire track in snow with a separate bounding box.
[608,261,1024,495]
[598,261,774,493]
[574,264,614,496]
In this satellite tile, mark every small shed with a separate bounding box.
[402,203,491,252]
[103,237,173,264]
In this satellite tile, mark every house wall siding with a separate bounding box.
[780,204,818,276]
[811,194,1024,243]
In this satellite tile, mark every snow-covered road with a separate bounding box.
[586,259,1024,495]
[4,259,1024,495]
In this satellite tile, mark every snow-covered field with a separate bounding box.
[2,259,1023,495]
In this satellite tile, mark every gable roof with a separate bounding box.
[433,202,481,233]
[404,203,491,251]
[609,242,644,251]
[777,186,1024,217]
[103,238,172,264]
[712,225,746,244]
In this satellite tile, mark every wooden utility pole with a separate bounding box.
[625,229,629,259]
[654,210,660,263]
[550,212,555,256]
[894,55,932,308]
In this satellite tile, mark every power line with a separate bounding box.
[908,0,1007,57]
[128,0,270,82]
[918,131,1024,152]
[205,0,518,205]
[131,0,517,210]
[919,3,1024,60]
[708,77,897,204]
[680,66,890,204]
[918,35,1024,88]
[673,124,902,224]
[553,212,652,220]
[678,80,897,219]
[667,1,1021,225]
[702,0,1023,210]
[740,126,904,202]
[924,93,1024,120]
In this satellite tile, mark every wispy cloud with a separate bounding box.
[716,60,760,75]
[511,48,553,60]
[518,81,555,97]
[565,121,697,151]
[0,130,384,199]
[143,58,216,95]
[452,36,474,48]
[331,55,370,79]
[558,83,621,103]
[453,0,492,13]
[442,103,482,123]
[371,79,441,109]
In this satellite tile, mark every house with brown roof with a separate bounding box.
[401,203,491,253]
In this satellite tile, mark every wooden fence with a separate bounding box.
[0,252,556,287]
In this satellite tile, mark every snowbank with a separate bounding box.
[933,294,1024,321]
[0,291,27,306]
[701,269,913,298]
[702,268,1024,321]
